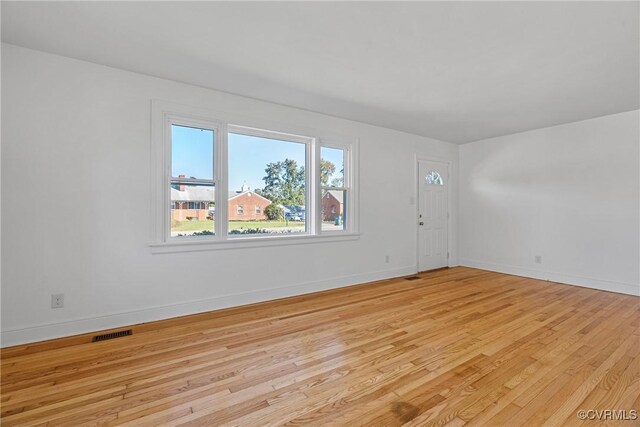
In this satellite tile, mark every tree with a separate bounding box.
[261,159,305,205]
[330,168,344,187]
[320,160,335,187]
[281,159,305,205]
[321,159,344,187]
[264,203,284,220]
[261,161,283,202]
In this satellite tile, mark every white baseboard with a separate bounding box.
[0,266,417,347]
[460,259,639,297]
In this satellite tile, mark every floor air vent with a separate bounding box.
[92,329,132,342]
[404,276,420,281]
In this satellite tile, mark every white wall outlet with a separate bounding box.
[51,294,64,309]
[385,255,390,263]
[534,255,542,264]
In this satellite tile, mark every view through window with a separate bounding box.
[321,146,346,231]
[158,106,356,243]
[170,124,215,237]
[227,132,307,235]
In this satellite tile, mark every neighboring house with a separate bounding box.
[228,190,272,221]
[171,179,271,221]
[170,180,214,221]
[322,190,343,221]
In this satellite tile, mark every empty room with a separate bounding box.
[1,1,638,426]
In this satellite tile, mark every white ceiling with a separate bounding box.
[2,1,638,143]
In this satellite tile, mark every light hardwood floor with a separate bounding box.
[1,267,639,426]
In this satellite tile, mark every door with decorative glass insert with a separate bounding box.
[418,160,448,271]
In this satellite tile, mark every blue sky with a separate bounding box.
[228,133,306,191]
[172,125,344,191]
[171,125,214,180]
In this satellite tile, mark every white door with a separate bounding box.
[418,160,448,271]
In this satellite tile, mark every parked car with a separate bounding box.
[283,205,306,221]
[285,212,303,221]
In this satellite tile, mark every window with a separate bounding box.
[425,171,443,185]
[151,101,358,251]
[170,124,215,237]
[228,128,308,236]
[320,146,347,231]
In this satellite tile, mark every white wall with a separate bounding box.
[0,44,459,346]
[459,110,640,296]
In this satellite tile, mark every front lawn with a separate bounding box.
[171,220,305,234]
[230,220,304,230]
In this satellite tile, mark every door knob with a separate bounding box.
[419,222,424,226]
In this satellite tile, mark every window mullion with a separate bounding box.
[310,138,319,235]
[217,123,229,240]
[170,178,215,185]
[344,147,351,232]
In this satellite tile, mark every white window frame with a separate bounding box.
[227,125,316,237]
[317,141,357,235]
[157,113,222,243]
[150,100,359,253]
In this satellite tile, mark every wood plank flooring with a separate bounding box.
[1,267,639,426]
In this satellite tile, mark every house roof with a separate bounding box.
[324,190,344,204]
[171,186,215,202]
[171,186,272,204]
[227,191,271,204]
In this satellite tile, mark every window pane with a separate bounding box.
[425,171,443,185]
[170,182,215,237]
[321,189,346,231]
[320,147,345,187]
[171,124,214,180]
[228,132,307,236]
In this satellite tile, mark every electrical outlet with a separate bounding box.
[385,255,390,263]
[51,294,64,309]
[534,255,542,264]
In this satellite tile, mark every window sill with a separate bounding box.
[149,232,361,254]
